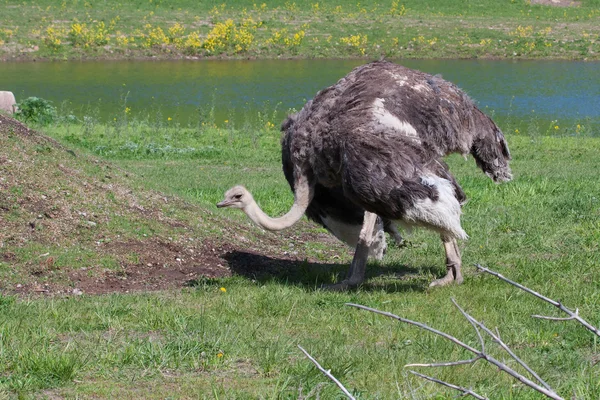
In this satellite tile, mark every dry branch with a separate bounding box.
[450,298,553,392]
[297,345,356,400]
[408,370,488,400]
[346,302,563,400]
[475,264,600,337]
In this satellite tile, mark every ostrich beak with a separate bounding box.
[216,200,230,208]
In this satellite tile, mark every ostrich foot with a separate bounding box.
[429,264,463,287]
[431,236,463,287]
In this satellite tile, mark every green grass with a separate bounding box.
[1,0,599,60]
[1,109,599,398]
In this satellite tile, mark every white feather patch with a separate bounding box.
[401,175,468,240]
[372,98,420,141]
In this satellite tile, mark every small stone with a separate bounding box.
[16,284,22,288]
[72,288,83,296]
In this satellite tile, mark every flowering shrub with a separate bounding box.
[509,25,553,55]
[168,23,185,48]
[340,34,368,55]
[68,21,111,48]
[203,18,258,54]
[0,28,15,46]
[389,1,407,16]
[184,31,203,53]
[141,24,169,48]
[115,32,132,46]
[44,26,65,51]
[203,20,235,53]
[265,28,306,53]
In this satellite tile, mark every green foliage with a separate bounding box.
[15,97,57,126]
[0,0,599,60]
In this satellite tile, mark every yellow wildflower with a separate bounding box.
[220,287,226,292]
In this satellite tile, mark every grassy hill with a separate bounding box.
[0,114,345,296]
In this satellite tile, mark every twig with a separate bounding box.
[297,345,356,400]
[347,303,563,400]
[475,264,600,337]
[532,314,577,321]
[455,299,485,353]
[406,357,481,368]
[450,298,554,392]
[408,371,488,400]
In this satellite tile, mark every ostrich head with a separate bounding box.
[217,182,311,231]
[216,186,253,209]
[470,112,513,183]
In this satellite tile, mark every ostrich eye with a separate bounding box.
[233,194,242,199]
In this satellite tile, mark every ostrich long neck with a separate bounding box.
[243,177,313,231]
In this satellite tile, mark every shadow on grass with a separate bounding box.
[215,250,439,293]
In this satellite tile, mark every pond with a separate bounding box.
[1,59,598,133]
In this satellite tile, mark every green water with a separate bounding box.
[1,59,598,131]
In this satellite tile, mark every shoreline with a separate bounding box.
[2,52,599,63]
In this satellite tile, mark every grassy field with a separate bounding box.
[1,107,599,398]
[0,0,599,61]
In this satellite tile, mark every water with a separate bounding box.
[1,59,598,130]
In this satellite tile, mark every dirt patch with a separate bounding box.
[530,0,581,7]
[69,238,232,295]
[0,114,349,296]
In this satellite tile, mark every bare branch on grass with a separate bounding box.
[408,370,488,400]
[346,303,563,400]
[450,298,554,392]
[475,264,600,337]
[297,345,356,400]
[405,357,481,368]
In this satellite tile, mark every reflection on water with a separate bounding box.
[0,59,598,131]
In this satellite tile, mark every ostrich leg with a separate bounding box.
[429,235,463,287]
[326,211,378,290]
[384,220,404,246]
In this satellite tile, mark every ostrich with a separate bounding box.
[282,60,512,261]
[217,61,509,289]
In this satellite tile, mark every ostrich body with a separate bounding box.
[218,61,506,289]
[281,60,512,261]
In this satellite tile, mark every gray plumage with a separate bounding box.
[282,60,512,260]
[220,60,512,289]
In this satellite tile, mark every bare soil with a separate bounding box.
[0,115,347,296]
